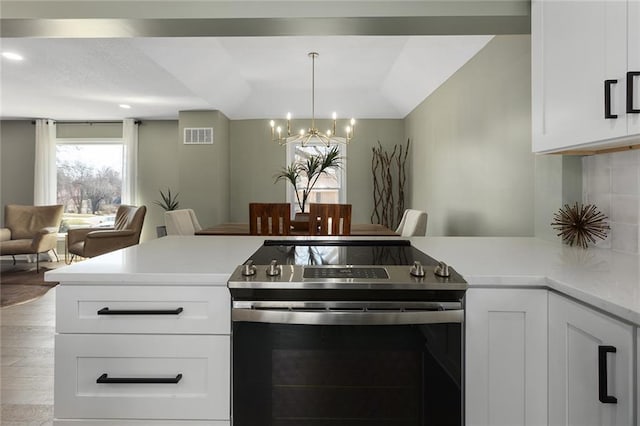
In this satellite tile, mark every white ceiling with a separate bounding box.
[0,35,493,121]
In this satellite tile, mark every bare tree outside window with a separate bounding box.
[56,144,123,230]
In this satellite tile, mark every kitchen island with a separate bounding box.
[46,236,640,426]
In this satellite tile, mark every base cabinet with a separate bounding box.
[55,334,229,420]
[465,288,548,426]
[54,283,231,425]
[548,292,634,426]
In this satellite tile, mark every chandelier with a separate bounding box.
[270,52,355,146]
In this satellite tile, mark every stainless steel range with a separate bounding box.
[228,239,468,426]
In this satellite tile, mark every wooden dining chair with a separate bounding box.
[308,203,352,236]
[249,203,291,235]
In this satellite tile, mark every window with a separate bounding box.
[285,142,347,213]
[56,139,123,230]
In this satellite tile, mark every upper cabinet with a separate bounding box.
[532,0,640,153]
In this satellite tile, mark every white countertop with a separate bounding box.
[46,236,640,325]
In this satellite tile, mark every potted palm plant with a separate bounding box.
[154,188,179,237]
[274,146,342,229]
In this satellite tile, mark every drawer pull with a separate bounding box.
[598,345,617,404]
[97,307,184,315]
[604,79,618,119]
[628,71,640,113]
[97,373,183,384]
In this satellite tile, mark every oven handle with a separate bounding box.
[232,308,463,325]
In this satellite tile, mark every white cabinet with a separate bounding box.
[465,288,548,426]
[55,334,229,420]
[54,283,231,425]
[532,0,640,153]
[56,285,230,334]
[548,292,634,426]
[630,1,640,137]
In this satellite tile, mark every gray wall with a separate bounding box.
[229,119,404,223]
[138,120,180,241]
[405,35,538,237]
[0,121,35,224]
[534,155,582,241]
[178,110,231,228]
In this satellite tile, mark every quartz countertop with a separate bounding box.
[45,236,640,325]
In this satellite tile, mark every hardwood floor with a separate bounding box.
[1,260,58,426]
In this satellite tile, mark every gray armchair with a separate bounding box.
[68,205,146,260]
[0,204,64,272]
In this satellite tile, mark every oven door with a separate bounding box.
[232,302,463,426]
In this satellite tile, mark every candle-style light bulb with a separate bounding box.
[332,112,337,120]
[327,129,332,137]
[332,112,337,135]
[350,118,355,138]
[299,129,305,136]
[270,120,275,128]
[286,112,292,120]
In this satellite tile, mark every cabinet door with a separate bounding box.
[465,288,547,426]
[55,334,230,420]
[629,0,640,135]
[532,0,628,152]
[548,292,634,426]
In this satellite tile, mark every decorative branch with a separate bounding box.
[371,138,410,229]
[551,203,610,248]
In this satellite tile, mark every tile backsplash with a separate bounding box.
[582,150,640,254]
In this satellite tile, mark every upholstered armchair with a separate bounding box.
[0,204,64,272]
[67,205,146,260]
[165,209,202,235]
[395,209,428,237]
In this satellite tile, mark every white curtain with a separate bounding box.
[122,118,139,205]
[33,119,57,205]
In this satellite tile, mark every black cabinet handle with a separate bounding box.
[604,79,618,119]
[97,307,184,315]
[598,345,617,404]
[627,71,640,113]
[97,373,183,384]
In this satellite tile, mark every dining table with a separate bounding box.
[195,222,398,236]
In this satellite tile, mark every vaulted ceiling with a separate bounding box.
[0,0,529,121]
[0,35,493,120]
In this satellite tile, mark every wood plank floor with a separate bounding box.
[1,261,58,426]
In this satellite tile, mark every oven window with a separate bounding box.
[233,323,461,426]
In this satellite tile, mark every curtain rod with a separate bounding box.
[31,120,141,125]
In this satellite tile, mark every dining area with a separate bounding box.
[199,202,398,236]
[165,203,427,238]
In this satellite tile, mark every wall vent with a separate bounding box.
[183,127,213,144]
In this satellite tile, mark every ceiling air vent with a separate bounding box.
[183,127,213,145]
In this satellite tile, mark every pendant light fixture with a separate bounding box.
[270,52,355,146]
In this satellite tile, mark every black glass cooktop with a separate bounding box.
[246,239,439,267]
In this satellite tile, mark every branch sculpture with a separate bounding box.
[371,138,410,229]
[551,202,610,248]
